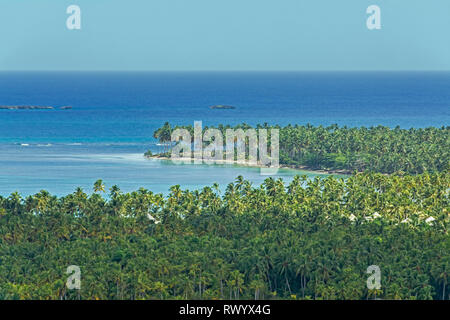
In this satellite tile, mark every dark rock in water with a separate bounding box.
[210,105,236,109]
[0,105,54,110]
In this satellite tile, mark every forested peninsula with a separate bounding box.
[150,123,449,174]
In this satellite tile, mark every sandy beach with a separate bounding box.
[145,155,351,175]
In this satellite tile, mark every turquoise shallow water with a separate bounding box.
[0,72,448,195]
[0,143,332,196]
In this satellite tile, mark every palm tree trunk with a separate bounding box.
[285,272,292,295]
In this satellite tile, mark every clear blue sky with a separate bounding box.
[0,0,449,71]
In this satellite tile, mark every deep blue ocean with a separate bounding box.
[0,72,448,196]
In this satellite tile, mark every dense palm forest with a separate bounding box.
[0,172,448,300]
[153,123,449,174]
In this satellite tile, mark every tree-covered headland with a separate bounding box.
[152,123,449,174]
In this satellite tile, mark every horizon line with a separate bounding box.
[1,70,450,73]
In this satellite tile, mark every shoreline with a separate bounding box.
[145,155,351,176]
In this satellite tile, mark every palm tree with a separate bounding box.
[153,122,172,154]
[93,179,105,193]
